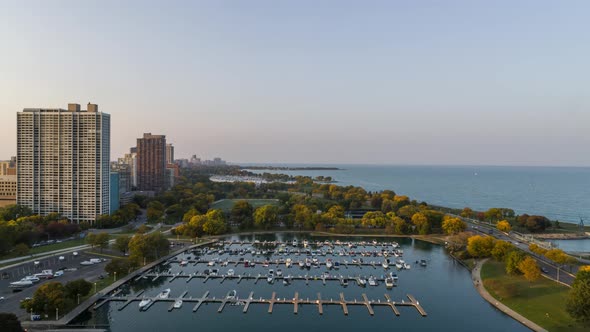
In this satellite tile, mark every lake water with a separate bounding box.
[72,234,528,331]
[248,165,590,252]
[247,165,590,223]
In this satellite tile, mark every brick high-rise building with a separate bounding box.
[16,103,110,223]
[136,133,167,192]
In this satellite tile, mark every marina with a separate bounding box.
[94,290,426,317]
[73,234,529,332]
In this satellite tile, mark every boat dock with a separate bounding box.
[140,272,392,284]
[93,291,426,317]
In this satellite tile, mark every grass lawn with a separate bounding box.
[0,238,87,262]
[211,198,280,213]
[481,260,589,332]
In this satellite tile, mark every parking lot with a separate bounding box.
[0,250,110,320]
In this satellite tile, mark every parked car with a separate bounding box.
[72,251,79,256]
[541,267,549,273]
[58,256,65,261]
[53,270,64,277]
[33,261,40,266]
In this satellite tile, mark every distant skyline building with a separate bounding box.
[0,157,17,176]
[16,103,110,223]
[136,133,167,192]
[166,143,174,164]
[0,175,17,207]
[118,148,137,188]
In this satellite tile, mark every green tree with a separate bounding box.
[361,211,388,228]
[64,279,92,300]
[253,205,279,229]
[231,201,254,228]
[128,232,170,263]
[13,243,29,256]
[22,282,66,316]
[566,267,590,322]
[86,233,96,248]
[105,258,137,276]
[0,312,23,332]
[202,218,227,235]
[94,232,110,253]
[114,235,131,254]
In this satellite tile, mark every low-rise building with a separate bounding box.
[0,175,17,207]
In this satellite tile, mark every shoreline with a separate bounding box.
[472,259,548,332]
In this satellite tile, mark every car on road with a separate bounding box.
[0,296,4,301]
[541,267,549,273]
[73,251,79,256]
[33,261,40,266]
[53,270,64,277]
[59,256,65,261]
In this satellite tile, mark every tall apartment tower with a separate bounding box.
[17,103,110,223]
[136,133,167,192]
[166,143,174,164]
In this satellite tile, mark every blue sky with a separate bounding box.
[1,1,589,165]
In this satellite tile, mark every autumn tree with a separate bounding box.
[505,251,526,275]
[496,220,511,232]
[491,240,515,261]
[292,204,313,228]
[442,216,467,235]
[202,210,227,235]
[518,256,541,282]
[253,205,279,229]
[466,235,495,258]
[567,266,590,322]
[460,207,474,218]
[94,232,110,253]
[411,212,430,235]
[128,232,170,263]
[361,211,388,228]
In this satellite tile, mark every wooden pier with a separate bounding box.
[94,290,426,318]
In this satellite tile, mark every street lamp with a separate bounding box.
[114,271,117,282]
[77,293,80,305]
[56,307,59,321]
[94,282,97,294]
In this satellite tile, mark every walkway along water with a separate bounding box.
[472,259,547,332]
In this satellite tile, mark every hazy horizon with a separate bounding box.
[1,1,589,167]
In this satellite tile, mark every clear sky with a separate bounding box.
[1,0,589,166]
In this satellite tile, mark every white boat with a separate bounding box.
[368,276,378,286]
[403,263,411,270]
[385,277,395,288]
[283,275,291,285]
[267,276,274,283]
[382,260,389,269]
[179,260,188,266]
[292,239,298,247]
[227,269,235,277]
[326,260,333,269]
[285,258,292,268]
[357,277,367,287]
[226,290,237,300]
[9,279,33,288]
[303,240,309,248]
[208,260,216,266]
[395,263,403,269]
[276,269,283,277]
[139,298,152,309]
[173,299,183,309]
[158,288,171,299]
[298,261,305,268]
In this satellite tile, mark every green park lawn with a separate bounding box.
[210,198,280,213]
[481,260,588,332]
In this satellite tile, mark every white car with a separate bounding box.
[53,270,64,277]
[72,252,79,256]
[33,261,40,266]
[58,256,65,261]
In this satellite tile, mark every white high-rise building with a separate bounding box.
[17,103,110,223]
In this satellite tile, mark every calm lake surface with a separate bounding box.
[248,164,590,252]
[73,234,527,331]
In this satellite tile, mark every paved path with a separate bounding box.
[472,259,547,332]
